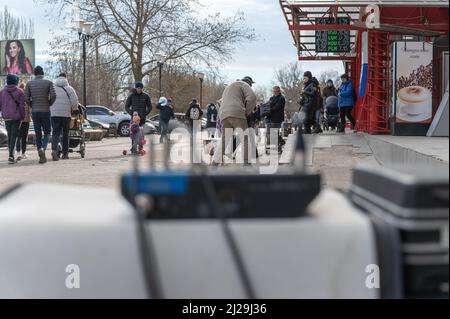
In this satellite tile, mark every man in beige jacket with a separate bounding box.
[217,76,257,165]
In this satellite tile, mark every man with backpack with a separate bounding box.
[337,73,357,133]
[50,73,79,160]
[185,99,203,132]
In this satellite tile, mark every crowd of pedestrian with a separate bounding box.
[0,66,79,164]
[1,67,358,166]
[297,71,357,134]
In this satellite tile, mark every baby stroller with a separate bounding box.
[57,103,86,158]
[323,96,340,131]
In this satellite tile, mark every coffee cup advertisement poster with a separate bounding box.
[0,39,35,76]
[394,42,433,124]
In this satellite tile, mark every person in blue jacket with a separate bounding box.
[156,97,175,143]
[338,73,357,133]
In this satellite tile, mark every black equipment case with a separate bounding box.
[349,164,449,298]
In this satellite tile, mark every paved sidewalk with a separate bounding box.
[1,130,381,193]
[0,137,168,193]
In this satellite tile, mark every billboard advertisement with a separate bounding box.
[394,41,433,124]
[0,39,35,76]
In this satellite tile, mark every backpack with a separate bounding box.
[190,107,200,120]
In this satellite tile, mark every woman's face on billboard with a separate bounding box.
[8,42,20,58]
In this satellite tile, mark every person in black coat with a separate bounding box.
[205,103,218,138]
[125,82,152,126]
[206,103,218,129]
[311,77,323,134]
[298,71,317,134]
[268,86,286,153]
[269,86,285,125]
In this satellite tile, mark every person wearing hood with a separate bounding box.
[206,103,218,138]
[156,96,174,143]
[125,82,152,126]
[323,79,337,99]
[298,71,317,134]
[50,73,79,160]
[311,77,323,134]
[185,98,203,132]
[0,74,25,164]
[25,66,56,164]
[337,73,357,133]
[206,103,218,128]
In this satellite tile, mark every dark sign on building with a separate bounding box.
[315,17,351,53]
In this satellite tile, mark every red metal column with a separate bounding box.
[356,30,391,134]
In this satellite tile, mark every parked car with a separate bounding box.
[143,120,158,135]
[147,113,189,133]
[25,120,105,145]
[82,121,105,141]
[86,105,131,137]
[87,119,112,138]
[0,119,7,146]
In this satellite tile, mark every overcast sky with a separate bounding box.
[2,0,343,91]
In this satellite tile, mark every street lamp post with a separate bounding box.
[155,53,166,98]
[195,72,205,107]
[75,20,94,107]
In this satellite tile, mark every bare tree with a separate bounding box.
[254,86,270,103]
[318,69,340,86]
[146,64,227,113]
[46,35,127,109]
[273,62,304,113]
[274,62,303,90]
[44,0,255,82]
[0,6,34,40]
[47,34,229,112]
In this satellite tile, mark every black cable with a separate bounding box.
[132,137,164,299]
[134,200,164,299]
[0,183,22,201]
[200,170,256,299]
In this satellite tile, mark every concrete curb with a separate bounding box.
[365,135,449,169]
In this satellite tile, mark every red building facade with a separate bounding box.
[280,0,449,134]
